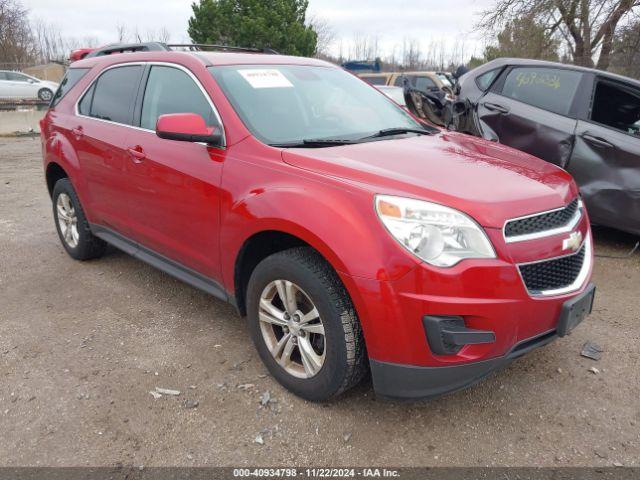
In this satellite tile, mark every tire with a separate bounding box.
[38,88,53,102]
[52,178,107,261]
[246,247,368,401]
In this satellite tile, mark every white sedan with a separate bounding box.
[0,71,59,102]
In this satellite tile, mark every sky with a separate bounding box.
[23,0,495,61]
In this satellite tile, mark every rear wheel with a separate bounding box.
[246,247,367,401]
[52,178,106,260]
[38,88,53,102]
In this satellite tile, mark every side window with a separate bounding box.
[476,69,500,91]
[51,68,89,108]
[88,65,143,124]
[500,67,582,116]
[140,66,216,130]
[7,72,30,82]
[78,83,95,115]
[0,72,8,80]
[591,80,640,136]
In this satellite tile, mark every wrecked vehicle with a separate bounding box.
[449,58,640,236]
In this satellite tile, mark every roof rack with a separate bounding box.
[82,42,279,59]
[84,42,170,58]
[167,44,279,54]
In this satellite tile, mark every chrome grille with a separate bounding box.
[505,199,580,240]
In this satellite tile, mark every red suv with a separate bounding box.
[40,47,595,401]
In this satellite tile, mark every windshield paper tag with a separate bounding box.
[239,69,293,89]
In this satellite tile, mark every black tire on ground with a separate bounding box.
[246,247,368,401]
[38,88,53,102]
[52,178,107,261]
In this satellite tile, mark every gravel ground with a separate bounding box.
[1,136,639,467]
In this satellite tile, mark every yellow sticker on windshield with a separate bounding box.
[239,69,294,89]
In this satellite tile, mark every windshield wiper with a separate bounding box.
[270,138,358,148]
[360,127,436,140]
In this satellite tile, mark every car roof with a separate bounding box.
[71,50,335,69]
[481,57,640,88]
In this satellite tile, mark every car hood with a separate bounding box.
[281,132,577,228]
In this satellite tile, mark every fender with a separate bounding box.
[219,180,420,295]
[43,130,92,211]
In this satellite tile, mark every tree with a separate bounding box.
[188,0,317,56]
[609,20,640,78]
[0,0,37,65]
[479,0,640,70]
[483,15,560,61]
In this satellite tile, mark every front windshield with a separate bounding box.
[209,65,421,145]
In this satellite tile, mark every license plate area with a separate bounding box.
[557,283,595,337]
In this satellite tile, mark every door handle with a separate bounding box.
[71,127,83,139]
[127,146,147,163]
[483,102,510,114]
[582,133,613,148]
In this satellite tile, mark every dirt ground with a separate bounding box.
[0,136,638,467]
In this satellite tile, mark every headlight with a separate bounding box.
[375,195,496,267]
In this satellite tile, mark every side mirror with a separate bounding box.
[156,113,222,146]
[28,79,37,84]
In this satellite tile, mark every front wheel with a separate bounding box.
[38,88,53,102]
[246,247,368,401]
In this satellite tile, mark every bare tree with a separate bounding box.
[0,0,37,65]
[478,0,640,70]
[308,15,335,57]
[402,37,421,69]
[115,23,127,43]
[349,33,381,60]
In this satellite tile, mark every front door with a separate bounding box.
[570,78,640,234]
[476,65,583,168]
[124,64,225,281]
[73,64,144,235]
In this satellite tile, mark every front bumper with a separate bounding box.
[371,329,558,400]
[338,221,594,399]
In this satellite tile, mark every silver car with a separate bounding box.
[0,71,59,102]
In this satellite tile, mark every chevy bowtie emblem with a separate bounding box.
[563,231,583,252]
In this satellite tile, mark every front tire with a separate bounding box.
[246,247,367,401]
[38,88,53,102]
[52,178,106,260]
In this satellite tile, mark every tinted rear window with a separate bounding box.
[500,67,582,116]
[51,68,89,107]
[87,65,143,124]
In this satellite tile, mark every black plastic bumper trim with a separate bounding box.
[423,315,495,355]
[370,329,558,400]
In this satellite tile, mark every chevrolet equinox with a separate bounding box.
[40,48,595,401]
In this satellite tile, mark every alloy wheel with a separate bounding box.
[258,280,326,379]
[56,193,79,248]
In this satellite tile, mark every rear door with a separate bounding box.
[570,77,640,234]
[476,65,585,167]
[124,63,225,280]
[74,64,144,235]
